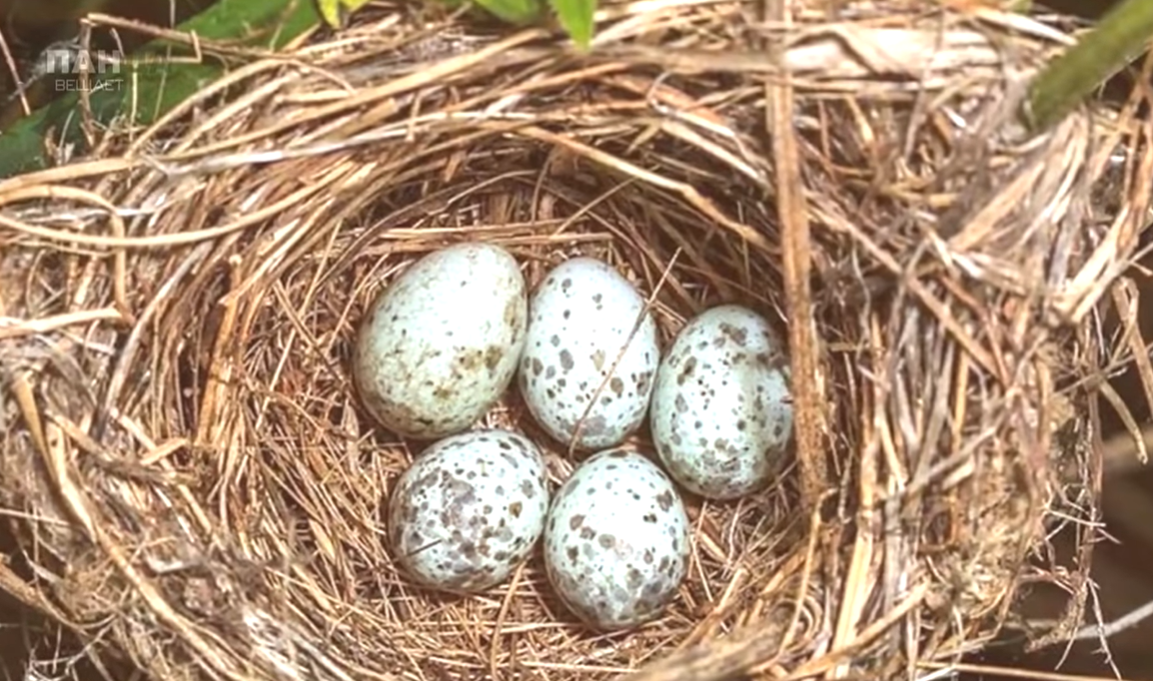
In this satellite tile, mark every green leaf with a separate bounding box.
[474,0,544,25]
[0,0,323,179]
[316,0,373,29]
[549,0,596,49]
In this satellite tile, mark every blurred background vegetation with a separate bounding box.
[0,0,217,128]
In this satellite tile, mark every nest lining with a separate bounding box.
[1,2,1151,681]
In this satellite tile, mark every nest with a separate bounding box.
[1,2,1151,680]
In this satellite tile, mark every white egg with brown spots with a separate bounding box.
[518,257,659,451]
[387,429,550,593]
[650,304,793,500]
[543,449,689,631]
[353,242,528,440]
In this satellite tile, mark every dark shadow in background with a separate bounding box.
[0,597,32,681]
[0,518,37,681]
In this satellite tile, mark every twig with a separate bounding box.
[767,0,825,512]
[0,19,30,114]
[919,661,1140,681]
[1072,595,1153,642]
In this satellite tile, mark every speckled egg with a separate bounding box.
[518,258,660,451]
[388,429,550,593]
[353,242,528,440]
[543,448,689,631]
[650,304,793,500]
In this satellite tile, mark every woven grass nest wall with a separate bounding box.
[1,2,1151,680]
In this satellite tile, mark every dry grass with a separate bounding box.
[0,1,1151,680]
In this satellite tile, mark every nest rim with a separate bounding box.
[0,2,1148,680]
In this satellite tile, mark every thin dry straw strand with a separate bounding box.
[564,249,680,455]
[767,0,825,512]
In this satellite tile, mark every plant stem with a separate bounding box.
[1024,0,1153,135]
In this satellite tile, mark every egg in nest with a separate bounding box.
[543,448,690,631]
[353,242,527,440]
[518,257,660,451]
[650,304,793,500]
[387,429,550,593]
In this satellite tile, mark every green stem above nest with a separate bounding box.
[1024,0,1153,135]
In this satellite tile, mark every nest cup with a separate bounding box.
[1,2,1149,680]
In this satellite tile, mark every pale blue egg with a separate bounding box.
[388,429,550,593]
[543,449,689,630]
[518,258,660,451]
[353,242,527,439]
[650,305,793,501]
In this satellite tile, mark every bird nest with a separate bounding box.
[1,2,1150,680]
